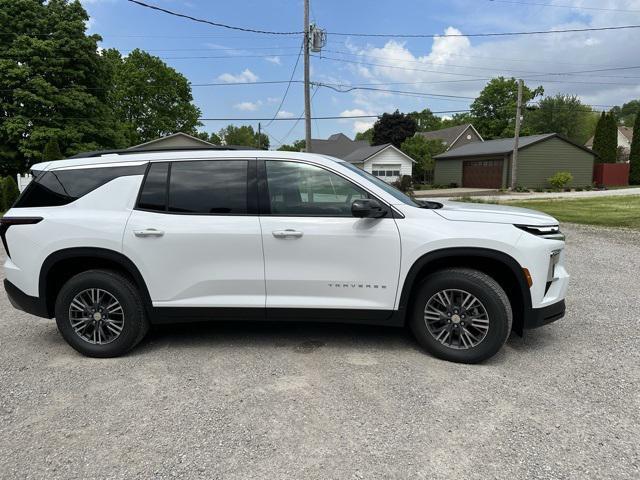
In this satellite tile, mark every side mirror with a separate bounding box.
[351,199,387,218]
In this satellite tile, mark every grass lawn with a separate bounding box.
[501,195,640,230]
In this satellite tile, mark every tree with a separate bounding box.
[0,0,125,174]
[592,112,617,163]
[471,77,543,139]
[1,176,20,211]
[629,114,640,184]
[104,48,202,146]
[354,128,374,144]
[611,100,640,126]
[409,109,442,132]
[219,125,269,149]
[440,112,475,129]
[400,136,446,183]
[527,95,596,144]
[277,139,306,151]
[194,131,221,145]
[42,138,63,161]
[371,110,417,148]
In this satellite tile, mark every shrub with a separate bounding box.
[392,175,413,194]
[1,176,20,211]
[534,187,544,192]
[513,185,529,193]
[547,171,573,190]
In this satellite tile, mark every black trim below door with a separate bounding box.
[149,307,400,327]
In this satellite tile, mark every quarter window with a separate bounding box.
[168,160,248,214]
[265,161,368,216]
[14,164,146,208]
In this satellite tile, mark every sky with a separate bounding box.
[81,0,640,147]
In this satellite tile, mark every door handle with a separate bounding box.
[272,229,303,239]
[134,228,164,238]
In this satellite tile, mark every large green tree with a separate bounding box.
[0,0,125,174]
[471,77,543,139]
[277,139,305,152]
[409,108,442,132]
[527,95,597,144]
[371,110,417,148]
[219,125,269,149]
[629,114,640,184]
[611,100,640,126]
[400,135,446,183]
[440,112,475,129]
[592,111,617,163]
[194,131,221,145]
[103,48,202,146]
[354,128,373,144]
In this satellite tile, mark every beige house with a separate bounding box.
[585,126,634,161]
[130,132,217,150]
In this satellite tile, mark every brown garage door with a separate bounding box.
[462,159,503,188]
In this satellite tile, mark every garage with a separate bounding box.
[433,133,596,189]
[462,159,503,188]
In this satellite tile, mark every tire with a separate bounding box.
[54,269,149,358]
[409,268,512,364]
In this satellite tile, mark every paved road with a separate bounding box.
[418,186,640,201]
[1,224,638,479]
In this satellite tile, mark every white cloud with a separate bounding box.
[267,97,280,103]
[340,109,376,133]
[265,56,282,65]
[276,110,295,119]
[217,69,258,83]
[234,101,262,111]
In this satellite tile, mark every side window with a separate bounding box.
[14,164,146,208]
[137,162,169,211]
[168,160,248,214]
[265,161,368,216]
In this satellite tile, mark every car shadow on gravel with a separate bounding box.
[136,321,421,355]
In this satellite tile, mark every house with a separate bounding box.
[309,133,415,183]
[130,132,216,150]
[416,124,483,151]
[585,126,634,161]
[434,133,596,189]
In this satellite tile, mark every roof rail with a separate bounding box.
[69,145,260,159]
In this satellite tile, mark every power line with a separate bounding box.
[327,24,640,38]
[315,82,475,101]
[264,42,304,128]
[127,0,303,35]
[486,0,640,13]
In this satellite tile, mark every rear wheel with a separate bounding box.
[55,270,149,358]
[409,268,512,364]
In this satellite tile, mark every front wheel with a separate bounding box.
[54,269,149,358]
[409,268,512,364]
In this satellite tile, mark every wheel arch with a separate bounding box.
[396,247,532,335]
[39,247,153,318]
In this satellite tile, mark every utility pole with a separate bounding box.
[511,78,523,190]
[303,0,312,152]
[257,122,262,150]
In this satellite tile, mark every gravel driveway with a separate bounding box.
[1,224,638,480]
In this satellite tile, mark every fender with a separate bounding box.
[393,247,532,334]
[39,247,153,317]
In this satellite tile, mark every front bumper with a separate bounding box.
[4,279,49,318]
[523,299,565,329]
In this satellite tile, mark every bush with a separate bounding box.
[392,175,413,194]
[1,176,20,211]
[547,171,573,190]
[513,185,529,193]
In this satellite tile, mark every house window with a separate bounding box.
[372,164,401,178]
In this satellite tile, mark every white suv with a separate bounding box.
[2,149,569,363]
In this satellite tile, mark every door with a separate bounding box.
[259,160,401,315]
[462,159,504,188]
[123,159,265,309]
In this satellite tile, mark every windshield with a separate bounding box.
[339,162,419,207]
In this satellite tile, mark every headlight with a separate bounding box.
[515,224,565,241]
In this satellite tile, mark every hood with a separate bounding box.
[434,200,557,226]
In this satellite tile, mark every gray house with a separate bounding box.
[434,133,596,189]
[417,124,483,151]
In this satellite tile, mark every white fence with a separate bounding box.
[17,174,33,192]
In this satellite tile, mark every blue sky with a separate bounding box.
[83,0,640,147]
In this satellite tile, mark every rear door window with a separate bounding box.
[168,160,248,214]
